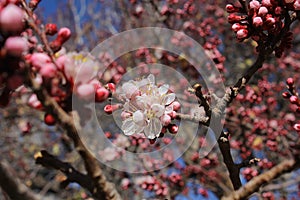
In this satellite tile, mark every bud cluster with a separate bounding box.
[0,1,121,127]
[226,0,297,57]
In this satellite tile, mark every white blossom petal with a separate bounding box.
[135,125,144,134]
[144,118,162,139]
[159,84,169,95]
[163,93,176,105]
[122,82,138,98]
[122,118,135,135]
[147,74,155,84]
[165,105,173,114]
[133,110,145,126]
[136,95,147,109]
[151,104,165,117]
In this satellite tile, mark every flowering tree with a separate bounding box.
[0,0,300,200]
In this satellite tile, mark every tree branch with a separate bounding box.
[26,69,122,200]
[218,131,242,190]
[221,159,297,200]
[0,159,41,200]
[35,150,94,192]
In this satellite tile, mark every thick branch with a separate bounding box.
[27,70,122,200]
[0,159,41,200]
[221,159,297,200]
[19,1,122,198]
[35,150,94,192]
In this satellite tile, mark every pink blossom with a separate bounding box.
[293,123,300,131]
[253,17,263,27]
[95,87,109,102]
[262,0,272,7]
[236,29,248,39]
[249,0,261,10]
[258,6,268,16]
[76,84,95,100]
[30,53,52,70]
[28,94,42,109]
[4,37,28,57]
[0,4,25,34]
[294,0,300,10]
[39,63,57,78]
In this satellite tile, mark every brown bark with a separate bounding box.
[0,159,41,200]
[221,159,297,200]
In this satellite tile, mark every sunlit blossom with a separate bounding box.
[116,74,176,139]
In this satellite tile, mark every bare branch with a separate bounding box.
[221,159,297,200]
[35,150,94,192]
[0,159,41,200]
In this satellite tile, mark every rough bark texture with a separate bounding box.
[0,159,41,200]
[221,159,297,200]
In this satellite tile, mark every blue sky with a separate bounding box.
[38,0,63,16]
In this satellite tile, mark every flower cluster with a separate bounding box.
[136,176,168,196]
[113,74,180,141]
[0,1,116,126]
[242,167,259,181]
[0,1,27,107]
[227,0,297,57]
[282,77,300,133]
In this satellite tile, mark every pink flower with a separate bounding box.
[236,29,248,39]
[258,6,268,16]
[28,94,42,109]
[39,63,57,78]
[95,87,109,102]
[76,84,95,100]
[293,123,300,131]
[249,0,261,10]
[253,17,263,27]
[4,37,28,57]
[294,0,300,10]
[286,77,294,86]
[30,53,52,70]
[262,0,272,7]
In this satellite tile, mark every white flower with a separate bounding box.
[118,74,176,139]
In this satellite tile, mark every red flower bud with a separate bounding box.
[289,95,298,104]
[104,104,119,114]
[226,4,239,13]
[286,77,294,86]
[253,17,263,27]
[29,0,42,10]
[265,16,276,26]
[168,124,178,134]
[95,87,109,102]
[45,23,58,36]
[293,123,300,131]
[236,29,249,39]
[282,92,291,98]
[228,14,244,24]
[106,83,116,93]
[249,0,261,10]
[57,27,71,43]
[258,6,268,16]
[171,101,181,111]
[44,113,56,126]
[149,138,156,144]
